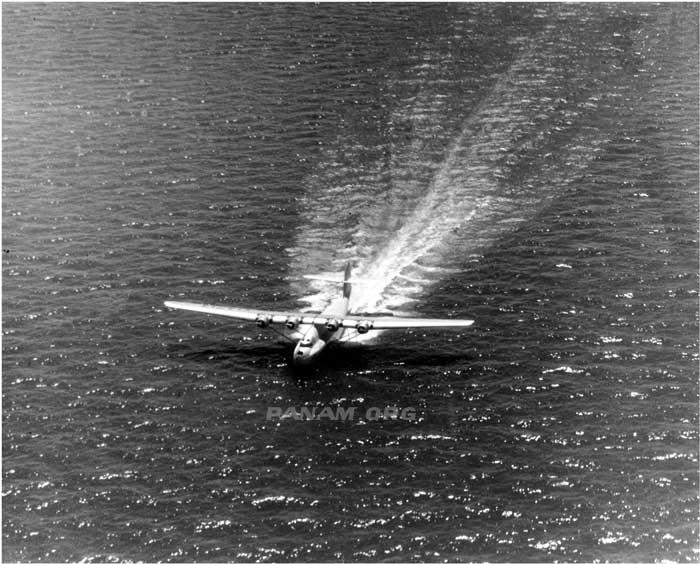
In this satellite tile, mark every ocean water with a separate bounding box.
[2,3,698,562]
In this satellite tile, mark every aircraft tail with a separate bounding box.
[343,262,352,299]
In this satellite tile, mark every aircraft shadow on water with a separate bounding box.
[175,339,475,375]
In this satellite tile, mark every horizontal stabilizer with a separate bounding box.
[304,274,380,284]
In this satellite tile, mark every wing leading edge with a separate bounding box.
[164,301,474,331]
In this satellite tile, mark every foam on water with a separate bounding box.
[288,16,620,315]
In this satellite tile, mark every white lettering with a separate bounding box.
[336,407,356,421]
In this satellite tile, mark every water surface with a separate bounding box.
[3,3,698,562]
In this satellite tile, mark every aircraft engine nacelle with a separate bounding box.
[285,317,301,330]
[356,321,372,334]
[256,315,272,328]
[325,319,340,332]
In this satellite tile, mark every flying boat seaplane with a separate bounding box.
[164,263,474,364]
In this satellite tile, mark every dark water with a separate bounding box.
[3,3,699,562]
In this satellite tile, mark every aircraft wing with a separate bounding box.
[164,301,312,324]
[164,301,354,326]
[164,301,473,331]
[360,317,474,330]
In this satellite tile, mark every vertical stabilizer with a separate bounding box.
[343,262,352,299]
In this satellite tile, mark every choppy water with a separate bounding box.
[3,3,699,562]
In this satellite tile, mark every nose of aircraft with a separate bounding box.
[293,340,309,359]
[293,336,325,364]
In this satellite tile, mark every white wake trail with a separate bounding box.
[290,8,621,315]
